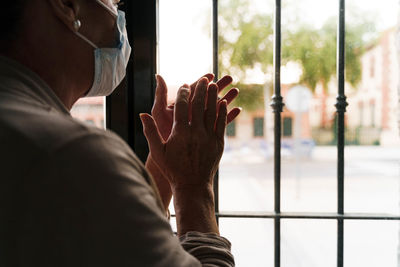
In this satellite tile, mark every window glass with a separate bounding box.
[159,0,400,265]
[219,219,274,267]
[158,0,212,97]
[71,97,105,129]
[344,0,400,214]
[282,220,336,267]
[278,0,400,214]
[345,221,399,267]
[158,0,212,224]
[218,0,275,213]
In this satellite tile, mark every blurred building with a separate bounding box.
[70,97,105,128]
[339,27,398,145]
[228,27,400,147]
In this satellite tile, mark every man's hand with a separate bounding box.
[141,78,226,189]
[145,74,241,211]
[140,78,232,235]
[152,74,241,142]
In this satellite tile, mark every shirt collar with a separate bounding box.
[0,55,70,115]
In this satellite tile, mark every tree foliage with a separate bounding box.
[218,0,377,110]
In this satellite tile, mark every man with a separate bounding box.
[0,0,241,266]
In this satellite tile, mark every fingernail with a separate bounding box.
[181,84,190,90]
[179,88,189,97]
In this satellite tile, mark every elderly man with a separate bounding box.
[0,0,241,266]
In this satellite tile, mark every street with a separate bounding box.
[217,145,400,267]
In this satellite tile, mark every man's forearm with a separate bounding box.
[172,184,219,236]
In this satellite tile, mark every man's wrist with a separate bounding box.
[172,183,219,236]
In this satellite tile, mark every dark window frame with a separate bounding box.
[106,1,400,267]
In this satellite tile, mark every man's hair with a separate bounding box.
[1,1,27,43]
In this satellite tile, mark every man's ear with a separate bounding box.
[47,0,81,32]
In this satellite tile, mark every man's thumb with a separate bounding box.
[140,113,164,156]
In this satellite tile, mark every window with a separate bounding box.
[370,100,375,127]
[282,117,292,137]
[226,121,237,137]
[71,97,105,129]
[85,119,95,125]
[253,117,264,137]
[370,56,375,77]
[117,1,400,266]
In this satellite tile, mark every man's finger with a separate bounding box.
[216,75,233,93]
[140,114,164,160]
[216,100,228,139]
[219,88,239,106]
[190,73,214,89]
[174,85,190,127]
[191,78,208,129]
[205,83,218,132]
[153,75,168,110]
[189,73,214,102]
[227,107,242,124]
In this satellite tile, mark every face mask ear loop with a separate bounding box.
[75,31,99,49]
[95,0,118,18]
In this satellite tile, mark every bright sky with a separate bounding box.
[158,0,398,90]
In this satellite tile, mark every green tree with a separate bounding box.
[218,0,376,123]
[282,17,374,127]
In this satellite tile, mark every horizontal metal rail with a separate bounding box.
[171,212,400,220]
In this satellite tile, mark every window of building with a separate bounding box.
[359,102,364,127]
[71,97,105,129]
[370,56,375,77]
[226,120,236,137]
[371,101,375,127]
[282,117,292,137]
[253,117,264,137]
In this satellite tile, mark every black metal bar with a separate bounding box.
[171,211,400,220]
[271,0,283,266]
[212,0,220,225]
[127,0,158,163]
[106,1,157,161]
[337,0,347,216]
[213,0,219,80]
[336,0,347,266]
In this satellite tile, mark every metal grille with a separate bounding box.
[210,0,400,267]
[107,1,400,267]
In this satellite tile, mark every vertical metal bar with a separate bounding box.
[336,0,347,266]
[107,0,158,153]
[130,0,158,163]
[212,0,220,225]
[271,0,284,266]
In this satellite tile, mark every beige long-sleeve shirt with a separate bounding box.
[0,56,234,267]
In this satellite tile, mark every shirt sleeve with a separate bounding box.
[180,232,235,267]
[23,130,234,267]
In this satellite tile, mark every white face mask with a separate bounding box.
[75,0,132,97]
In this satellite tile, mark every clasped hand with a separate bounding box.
[140,75,240,192]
